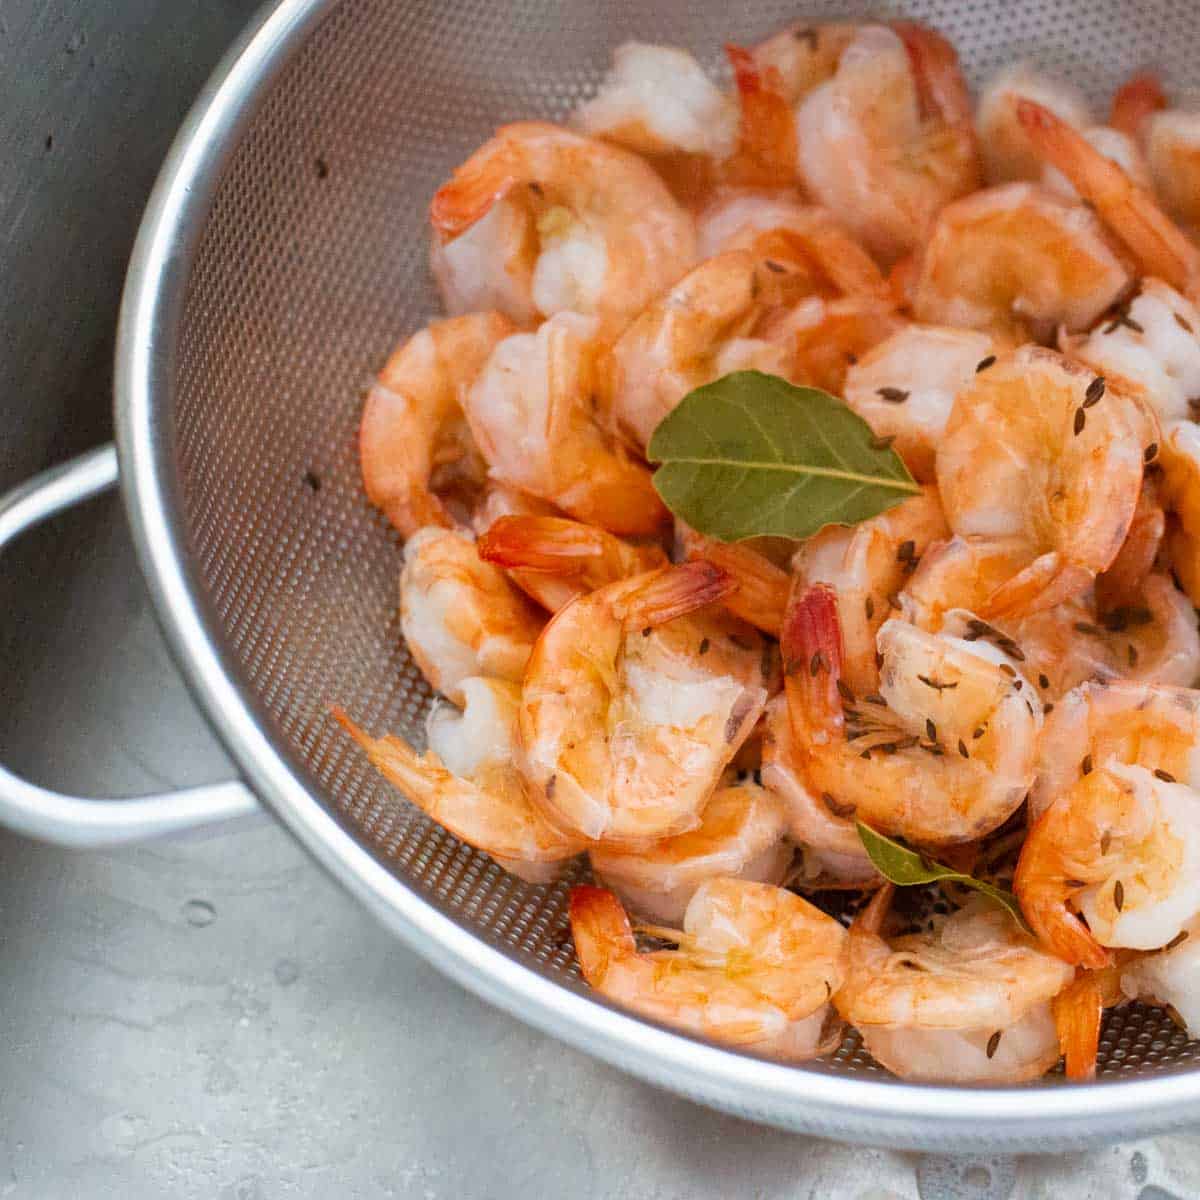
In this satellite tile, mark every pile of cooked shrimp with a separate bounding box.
[336,19,1200,1085]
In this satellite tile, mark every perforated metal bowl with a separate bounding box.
[5,0,1200,1151]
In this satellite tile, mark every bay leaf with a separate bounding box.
[856,821,1031,933]
[647,371,919,542]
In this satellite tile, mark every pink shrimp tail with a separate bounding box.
[781,582,846,733]
[617,561,735,629]
[1110,71,1167,138]
[478,515,605,574]
[682,530,789,636]
[569,886,636,986]
[891,21,974,127]
[430,137,522,242]
[723,43,797,187]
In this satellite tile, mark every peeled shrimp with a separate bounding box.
[477,514,667,615]
[1017,98,1200,299]
[936,347,1154,615]
[976,62,1092,183]
[607,251,794,450]
[1121,916,1200,1035]
[1029,679,1200,822]
[842,326,1006,483]
[834,889,1074,1083]
[571,43,738,162]
[569,879,847,1060]
[909,184,1133,340]
[334,679,584,884]
[590,782,792,923]
[781,584,1041,846]
[464,311,667,535]
[791,487,948,696]
[399,527,544,706]
[430,122,696,334]
[359,312,514,538]
[792,23,980,263]
[1015,762,1200,966]
[760,696,878,888]
[518,562,772,844]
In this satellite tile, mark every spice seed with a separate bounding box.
[865,596,875,620]
[973,726,986,739]
[958,739,969,758]
[1073,408,1086,435]
[1038,673,1051,689]
[1114,880,1125,911]
[926,718,937,742]
[975,355,996,373]
[763,259,786,273]
[1155,768,1177,783]
[1101,830,1112,854]
[1044,702,1055,715]
[1176,312,1195,334]
[897,539,916,562]
[1144,442,1159,464]
[1082,754,1094,775]
[986,1031,1002,1059]
[1128,643,1138,667]
[699,637,710,655]
[877,386,910,403]
[1084,376,1106,407]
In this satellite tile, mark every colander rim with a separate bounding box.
[113,0,1200,1148]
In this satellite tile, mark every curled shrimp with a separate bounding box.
[1029,679,1200,822]
[399,527,544,706]
[792,486,949,696]
[334,680,584,884]
[518,562,773,844]
[1017,98,1200,299]
[1015,762,1200,966]
[936,346,1155,615]
[678,527,789,636]
[590,782,792,923]
[477,514,667,614]
[464,311,667,535]
[1121,916,1200,1036]
[430,122,696,334]
[903,541,1199,699]
[1054,966,1126,1080]
[760,696,878,888]
[842,326,1007,483]
[781,584,1041,847]
[834,888,1074,1083]
[571,42,738,162]
[359,312,515,538]
[793,23,980,264]
[569,879,847,1060]
[976,62,1093,183]
[908,183,1134,340]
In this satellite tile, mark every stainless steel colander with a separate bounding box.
[5,0,1200,1152]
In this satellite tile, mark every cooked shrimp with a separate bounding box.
[569,879,847,1060]
[936,347,1154,615]
[976,62,1092,183]
[792,486,949,695]
[842,326,1007,482]
[835,889,1074,1083]
[793,23,980,263]
[607,251,793,450]
[359,312,515,538]
[1029,679,1200,822]
[1017,98,1200,298]
[1110,72,1168,140]
[1065,279,1200,426]
[477,514,667,613]
[590,782,792,923]
[903,541,1200,699]
[430,122,696,334]
[760,696,879,888]
[679,527,789,636]
[334,680,584,884]
[1095,478,1167,611]
[1015,762,1200,966]
[781,584,1041,846]
[1121,916,1200,1035]
[464,311,668,535]
[518,562,772,844]
[909,184,1134,340]
[571,42,738,162]
[1042,126,1152,201]
[399,527,544,706]
[695,194,890,302]
[1146,109,1200,234]
[750,22,857,107]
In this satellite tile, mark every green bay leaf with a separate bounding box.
[856,821,1031,933]
[646,371,919,542]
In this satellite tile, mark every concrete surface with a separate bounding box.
[4,2,1200,1197]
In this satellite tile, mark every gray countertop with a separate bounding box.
[3,3,1200,1197]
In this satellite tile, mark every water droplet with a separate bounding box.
[182,899,216,927]
[273,959,300,986]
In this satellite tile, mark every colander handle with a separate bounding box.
[0,444,260,847]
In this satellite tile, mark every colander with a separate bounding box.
[4,0,1200,1153]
